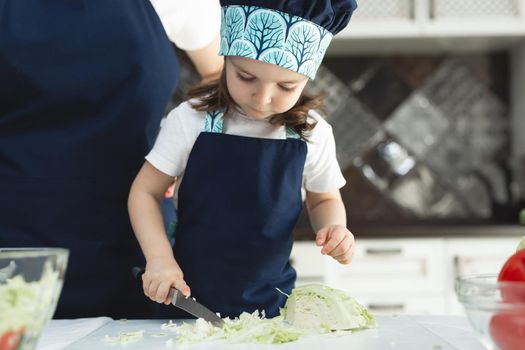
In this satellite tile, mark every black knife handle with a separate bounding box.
[132,266,145,281]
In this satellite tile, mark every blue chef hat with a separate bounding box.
[219,0,358,80]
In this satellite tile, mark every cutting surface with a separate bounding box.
[63,315,467,349]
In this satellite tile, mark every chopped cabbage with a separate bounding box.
[168,284,376,346]
[161,320,179,331]
[151,332,167,337]
[282,284,377,331]
[0,261,60,339]
[104,330,144,344]
[167,311,305,347]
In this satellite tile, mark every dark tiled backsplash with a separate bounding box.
[173,51,520,226]
[312,53,515,225]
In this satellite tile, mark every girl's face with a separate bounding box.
[225,57,309,120]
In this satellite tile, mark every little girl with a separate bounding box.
[129,0,358,318]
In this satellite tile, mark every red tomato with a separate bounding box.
[498,249,525,302]
[489,312,525,350]
[499,249,525,282]
[0,328,24,350]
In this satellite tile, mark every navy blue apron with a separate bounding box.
[0,0,178,318]
[157,111,307,318]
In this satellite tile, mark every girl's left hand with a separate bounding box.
[315,225,355,264]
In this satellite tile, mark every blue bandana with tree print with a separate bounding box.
[218,1,357,80]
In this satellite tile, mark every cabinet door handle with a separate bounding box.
[453,255,460,279]
[367,303,405,312]
[365,248,402,255]
[429,0,436,19]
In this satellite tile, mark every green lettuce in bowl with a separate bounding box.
[0,248,68,350]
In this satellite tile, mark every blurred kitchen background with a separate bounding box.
[167,0,525,315]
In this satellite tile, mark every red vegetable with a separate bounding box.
[489,312,525,350]
[498,249,525,282]
[489,247,525,350]
[498,249,525,303]
[0,328,24,350]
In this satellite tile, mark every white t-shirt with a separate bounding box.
[146,101,346,207]
[149,0,220,50]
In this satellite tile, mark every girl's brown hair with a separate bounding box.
[187,65,325,141]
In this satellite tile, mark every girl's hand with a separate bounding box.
[315,225,355,264]
[143,257,191,305]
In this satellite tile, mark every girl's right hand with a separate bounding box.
[143,257,191,305]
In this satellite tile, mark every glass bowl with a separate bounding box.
[455,273,525,350]
[0,248,69,350]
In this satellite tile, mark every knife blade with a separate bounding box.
[169,288,224,326]
[132,266,224,327]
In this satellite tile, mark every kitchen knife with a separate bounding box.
[132,267,224,327]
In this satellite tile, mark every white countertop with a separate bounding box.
[35,315,484,350]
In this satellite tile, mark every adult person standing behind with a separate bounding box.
[0,0,223,319]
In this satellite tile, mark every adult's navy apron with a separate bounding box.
[0,0,178,318]
[157,111,307,318]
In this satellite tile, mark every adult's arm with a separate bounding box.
[185,33,223,82]
[150,0,224,81]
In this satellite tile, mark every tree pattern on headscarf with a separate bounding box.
[219,6,333,80]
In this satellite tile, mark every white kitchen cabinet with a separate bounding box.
[343,0,525,38]
[290,233,522,315]
[329,0,525,54]
[342,0,422,38]
[289,242,330,285]
[444,237,518,315]
[351,293,446,315]
[290,238,447,315]
[423,0,525,37]
[323,238,445,295]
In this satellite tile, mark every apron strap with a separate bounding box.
[204,111,300,139]
[285,126,300,139]
[204,111,225,133]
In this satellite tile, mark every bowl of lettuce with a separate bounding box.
[0,248,68,350]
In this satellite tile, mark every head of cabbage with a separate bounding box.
[281,284,377,332]
[171,284,376,346]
